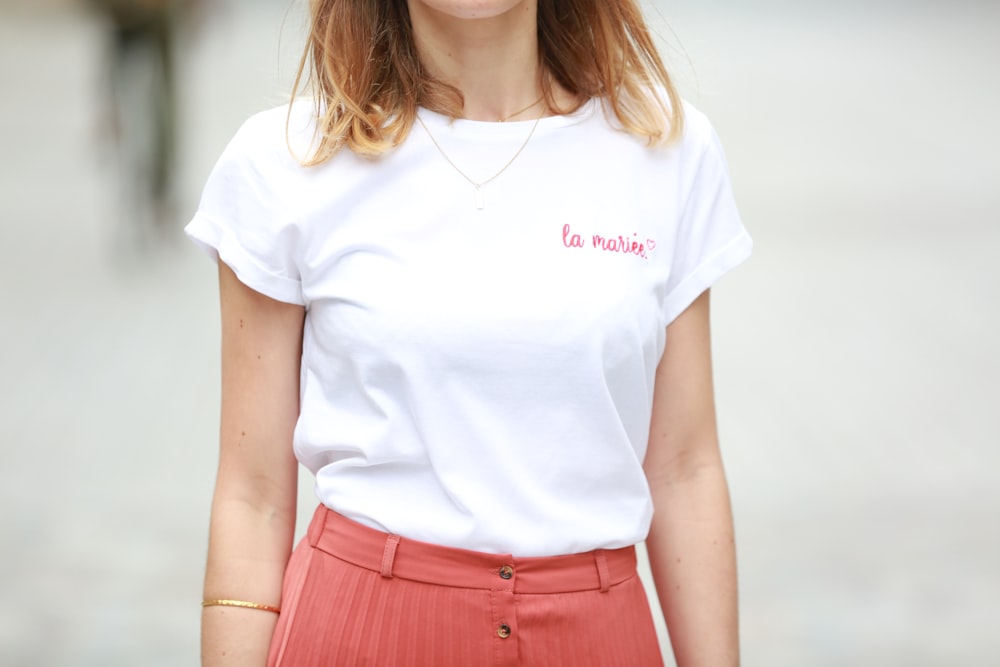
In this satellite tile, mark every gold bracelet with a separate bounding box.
[202,599,281,614]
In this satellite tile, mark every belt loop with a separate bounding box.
[595,550,611,593]
[380,535,401,578]
[307,504,327,548]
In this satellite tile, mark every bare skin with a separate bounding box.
[201,263,304,665]
[406,0,576,120]
[645,290,741,666]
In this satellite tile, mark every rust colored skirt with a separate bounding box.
[267,505,664,666]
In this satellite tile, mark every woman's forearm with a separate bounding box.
[646,462,739,667]
[201,496,297,666]
[202,263,305,665]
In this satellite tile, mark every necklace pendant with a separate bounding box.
[416,112,542,213]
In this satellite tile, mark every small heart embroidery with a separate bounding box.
[646,239,657,251]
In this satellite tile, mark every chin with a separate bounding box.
[410,0,530,21]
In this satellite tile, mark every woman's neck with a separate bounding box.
[407,0,545,121]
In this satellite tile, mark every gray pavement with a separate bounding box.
[1,1,998,665]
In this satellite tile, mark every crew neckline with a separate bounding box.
[416,97,599,139]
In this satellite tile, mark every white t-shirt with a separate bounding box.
[186,98,752,557]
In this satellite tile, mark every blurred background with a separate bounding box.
[0,0,997,664]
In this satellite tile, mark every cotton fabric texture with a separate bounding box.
[186,98,751,557]
[267,504,664,666]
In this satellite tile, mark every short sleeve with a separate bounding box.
[660,115,753,325]
[185,112,305,305]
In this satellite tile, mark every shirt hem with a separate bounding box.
[185,214,306,306]
[661,229,753,326]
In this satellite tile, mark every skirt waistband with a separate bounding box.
[306,505,637,594]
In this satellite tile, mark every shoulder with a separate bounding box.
[677,100,721,155]
[222,100,320,172]
[596,92,720,160]
[665,100,736,188]
[201,100,328,214]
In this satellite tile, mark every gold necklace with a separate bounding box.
[416,111,544,210]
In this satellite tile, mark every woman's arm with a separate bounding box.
[201,262,305,666]
[644,289,740,667]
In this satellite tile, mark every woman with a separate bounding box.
[187,0,751,665]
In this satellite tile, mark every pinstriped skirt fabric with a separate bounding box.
[267,505,664,666]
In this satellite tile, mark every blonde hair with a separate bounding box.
[290,0,683,164]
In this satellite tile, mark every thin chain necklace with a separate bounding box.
[416,109,544,210]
